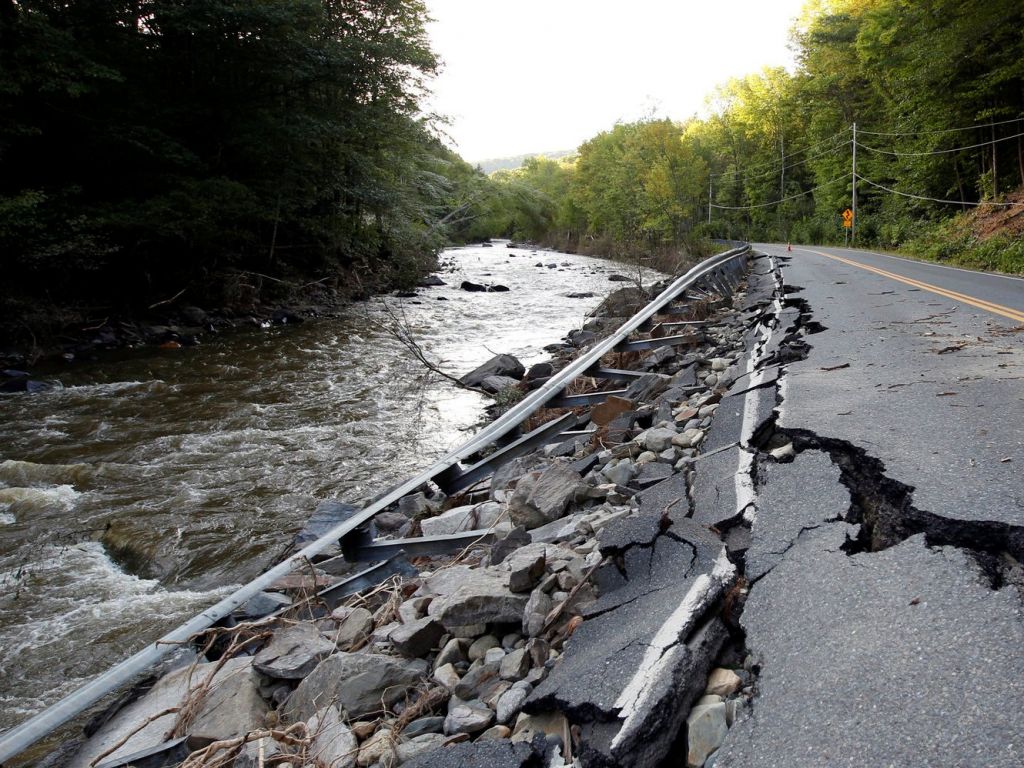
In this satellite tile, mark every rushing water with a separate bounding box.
[0,243,653,736]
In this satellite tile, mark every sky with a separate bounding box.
[424,0,809,163]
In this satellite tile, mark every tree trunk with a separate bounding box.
[991,122,999,199]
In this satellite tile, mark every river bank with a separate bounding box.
[0,242,661,753]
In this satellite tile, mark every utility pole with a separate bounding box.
[851,121,857,244]
[780,133,785,239]
[708,177,713,226]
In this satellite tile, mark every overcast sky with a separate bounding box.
[424,0,808,163]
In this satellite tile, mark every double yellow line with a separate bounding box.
[803,248,1024,324]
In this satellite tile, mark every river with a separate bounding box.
[0,242,653,740]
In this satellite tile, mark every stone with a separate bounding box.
[500,648,531,681]
[423,566,528,630]
[69,658,267,768]
[478,725,513,740]
[507,462,583,530]
[238,591,291,619]
[496,681,532,724]
[522,586,553,637]
[307,705,357,768]
[331,606,375,650]
[710,357,729,372]
[635,461,674,489]
[357,728,396,767]
[769,442,796,461]
[526,362,554,381]
[403,716,446,738]
[454,663,501,700]
[590,396,635,426]
[390,616,444,658]
[635,450,658,464]
[686,701,728,768]
[374,511,409,531]
[253,623,335,680]
[398,492,431,518]
[643,427,677,452]
[284,652,426,721]
[397,597,431,624]
[704,373,719,388]
[234,736,282,768]
[433,662,461,690]
[705,668,742,697]
[504,548,546,593]
[420,502,503,537]
[445,699,495,735]
[459,354,525,389]
[484,647,507,665]
[434,637,468,669]
[480,375,521,394]
[395,733,446,764]
[490,525,532,564]
[602,460,634,486]
[468,634,501,661]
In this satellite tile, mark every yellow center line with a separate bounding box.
[801,248,1024,324]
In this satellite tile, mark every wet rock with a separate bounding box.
[390,616,444,658]
[686,701,727,767]
[423,566,529,630]
[459,354,525,389]
[526,362,554,380]
[419,275,446,287]
[420,502,503,536]
[445,699,495,735]
[308,705,357,768]
[331,606,375,650]
[254,622,335,680]
[238,591,291,619]
[508,463,583,530]
[608,274,631,282]
[460,280,489,292]
[705,668,741,697]
[284,652,426,721]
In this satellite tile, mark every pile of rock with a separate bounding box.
[70,284,760,768]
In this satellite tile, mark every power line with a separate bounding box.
[855,129,1024,157]
[716,142,850,185]
[710,175,848,210]
[855,173,1024,207]
[710,128,850,179]
[858,115,1024,137]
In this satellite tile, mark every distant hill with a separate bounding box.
[475,149,574,175]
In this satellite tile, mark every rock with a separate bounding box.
[434,637,468,669]
[284,652,426,721]
[602,460,635,486]
[686,701,728,768]
[623,373,671,404]
[271,307,304,325]
[419,275,446,287]
[769,442,796,461]
[454,662,502,701]
[331,606,375,650]
[490,526,532,565]
[423,566,529,630]
[484,647,507,666]
[461,280,489,292]
[404,716,446,738]
[500,648,531,681]
[434,663,461,690]
[496,681,532,724]
[643,427,677,452]
[608,274,631,282]
[635,462,673,489]
[480,375,521,394]
[445,699,495,735]
[375,511,409,531]
[357,728,396,767]
[704,373,719,388]
[69,658,267,768]
[180,306,208,325]
[253,623,335,680]
[705,668,742,697]
[710,357,729,372]
[234,736,282,768]
[526,362,553,381]
[308,705,358,768]
[390,617,444,658]
[459,354,525,389]
[395,733,446,763]
[522,587,553,637]
[420,502,503,537]
[478,725,513,740]
[468,635,501,661]
[590,395,636,426]
[238,591,291,619]
[508,462,583,529]
[399,492,432,518]
[504,548,546,593]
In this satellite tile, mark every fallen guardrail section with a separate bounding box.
[0,244,762,768]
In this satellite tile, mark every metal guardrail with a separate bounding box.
[0,244,749,763]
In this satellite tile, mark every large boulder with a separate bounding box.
[459,354,525,389]
[422,565,529,631]
[69,658,267,768]
[284,652,427,721]
[507,462,583,530]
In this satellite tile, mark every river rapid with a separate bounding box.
[0,243,653,736]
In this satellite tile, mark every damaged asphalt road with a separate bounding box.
[708,245,1024,767]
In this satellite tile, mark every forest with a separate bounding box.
[0,0,490,344]
[485,0,1024,274]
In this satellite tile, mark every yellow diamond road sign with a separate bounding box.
[842,208,854,228]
